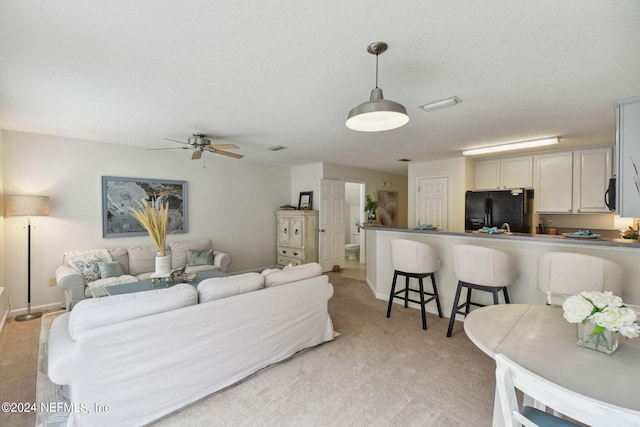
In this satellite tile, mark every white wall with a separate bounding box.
[291,163,323,210]
[1,131,290,312]
[408,157,471,232]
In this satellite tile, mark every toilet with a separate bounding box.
[345,233,361,260]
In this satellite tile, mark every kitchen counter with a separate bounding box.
[362,226,640,316]
[362,225,639,248]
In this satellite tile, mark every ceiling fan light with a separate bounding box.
[346,88,409,132]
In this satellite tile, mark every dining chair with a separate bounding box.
[387,239,443,330]
[447,245,516,337]
[537,252,622,306]
[495,353,640,427]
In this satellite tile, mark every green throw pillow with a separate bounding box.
[187,249,214,266]
[98,262,124,279]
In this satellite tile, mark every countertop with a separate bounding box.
[362,225,640,249]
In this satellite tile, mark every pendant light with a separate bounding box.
[346,42,409,132]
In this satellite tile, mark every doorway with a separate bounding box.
[344,181,365,265]
[417,176,449,230]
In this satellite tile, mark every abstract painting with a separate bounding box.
[377,191,398,226]
[102,176,187,238]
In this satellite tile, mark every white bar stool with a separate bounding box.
[447,245,516,337]
[537,252,622,306]
[387,239,443,330]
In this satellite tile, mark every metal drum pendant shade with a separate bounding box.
[346,42,409,132]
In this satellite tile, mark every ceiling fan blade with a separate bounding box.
[211,149,243,159]
[209,143,240,149]
[163,138,191,146]
[192,150,203,160]
[147,147,190,151]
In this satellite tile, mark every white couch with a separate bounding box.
[47,263,334,427]
[55,239,232,309]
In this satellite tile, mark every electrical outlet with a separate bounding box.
[547,219,553,226]
[48,277,56,286]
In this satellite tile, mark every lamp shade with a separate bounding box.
[5,195,50,217]
[346,88,409,132]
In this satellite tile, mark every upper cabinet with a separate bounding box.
[616,97,640,217]
[534,147,612,214]
[573,147,612,213]
[474,155,533,190]
[535,151,574,213]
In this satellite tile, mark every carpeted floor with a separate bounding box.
[36,273,496,426]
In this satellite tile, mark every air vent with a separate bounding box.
[267,145,287,151]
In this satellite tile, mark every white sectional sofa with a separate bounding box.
[47,263,335,427]
[55,239,231,309]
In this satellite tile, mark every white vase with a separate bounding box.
[155,253,171,275]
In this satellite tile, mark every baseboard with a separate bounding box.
[0,287,8,334]
[9,302,65,317]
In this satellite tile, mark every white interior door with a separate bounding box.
[319,179,345,271]
[417,177,449,230]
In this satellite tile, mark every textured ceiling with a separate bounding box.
[1,1,639,175]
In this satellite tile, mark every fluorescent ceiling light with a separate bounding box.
[462,137,559,156]
[419,96,461,112]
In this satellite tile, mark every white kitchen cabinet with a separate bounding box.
[535,147,613,214]
[474,156,533,190]
[573,147,612,213]
[535,151,574,213]
[616,97,640,217]
[474,159,501,190]
[276,210,318,268]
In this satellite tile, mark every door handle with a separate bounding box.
[320,229,325,232]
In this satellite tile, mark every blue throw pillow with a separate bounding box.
[72,256,102,282]
[187,249,214,266]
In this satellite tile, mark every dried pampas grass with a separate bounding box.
[130,200,169,256]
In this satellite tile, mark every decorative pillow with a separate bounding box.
[187,249,214,266]
[72,256,102,282]
[98,262,124,279]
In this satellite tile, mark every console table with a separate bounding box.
[104,269,228,296]
[464,304,640,426]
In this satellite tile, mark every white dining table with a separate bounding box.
[464,304,640,426]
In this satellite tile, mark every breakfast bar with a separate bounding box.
[363,226,640,319]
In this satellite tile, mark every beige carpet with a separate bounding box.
[38,273,496,426]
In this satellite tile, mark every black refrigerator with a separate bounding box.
[465,189,534,233]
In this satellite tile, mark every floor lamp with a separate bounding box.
[5,195,50,321]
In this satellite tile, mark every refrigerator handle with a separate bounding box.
[485,198,491,227]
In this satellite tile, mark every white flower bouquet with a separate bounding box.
[563,291,640,353]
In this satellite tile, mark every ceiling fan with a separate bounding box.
[150,133,243,160]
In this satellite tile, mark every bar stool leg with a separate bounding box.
[431,274,443,318]
[447,281,464,337]
[418,277,427,330]
[386,271,398,318]
[465,286,473,315]
[503,287,511,303]
[492,289,499,305]
[404,275,410,308]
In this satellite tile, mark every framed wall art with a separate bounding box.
[298,191,313,210]
[377,190,398,226]
[102,176,188,238]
